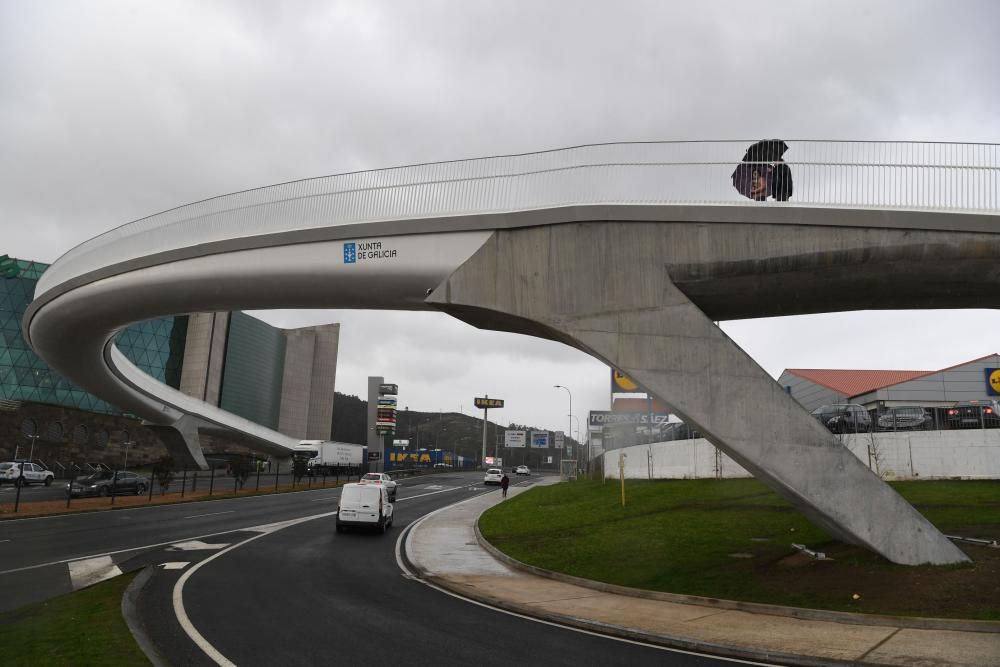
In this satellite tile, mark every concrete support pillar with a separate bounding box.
[428,223,968,565]
[145,416,208,470]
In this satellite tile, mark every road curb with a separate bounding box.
[121,566,171,667]
[422,572,852,667]
[473,509,1000,634]
[399,486,844,666]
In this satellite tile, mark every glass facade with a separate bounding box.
[219,311,286,430]
[0,258,188,415]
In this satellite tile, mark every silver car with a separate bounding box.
[877,406,931,431]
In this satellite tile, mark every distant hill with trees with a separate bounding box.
[331,392,578,468]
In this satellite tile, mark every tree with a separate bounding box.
[153,456,175,495]
[292,456,307,482]
[231,457,250,489]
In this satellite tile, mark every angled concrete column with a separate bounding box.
[145,416,208,470]
[428,223,969,565]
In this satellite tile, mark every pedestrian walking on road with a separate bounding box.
[500,473,510,498]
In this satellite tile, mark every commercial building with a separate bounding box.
[778,353,1000,412]
[1,257,339,467]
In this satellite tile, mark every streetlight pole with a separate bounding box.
[25,433,40,462]
[554,385,572,471]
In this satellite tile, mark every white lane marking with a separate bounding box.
[168,540,230,551]
[0,477,488,575]
[0,522,316,576]
[173,511,337,667]
[184,511,234,520]
[423,485,444,490]
[395,487,469,502]
[394,491,777,667]
[68,555,122,590]
[310,495,340,502]
[162,562,189,570]
[0,539,10,544]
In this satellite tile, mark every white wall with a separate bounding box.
[603,430,1000,481]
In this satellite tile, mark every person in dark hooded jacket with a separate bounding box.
[731,140,793,201]
[500,473,510,497]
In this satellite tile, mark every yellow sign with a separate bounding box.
[988,368,1000,396]
[474,397,504,409]
[612,369,640,393]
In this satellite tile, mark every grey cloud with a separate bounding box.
[3,0,998,431]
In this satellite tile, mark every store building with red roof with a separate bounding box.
[777,353,1000,412]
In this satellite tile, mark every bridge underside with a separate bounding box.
[428,221,993,565]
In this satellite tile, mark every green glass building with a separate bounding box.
[0,258,188,415]
[2,256,338,443]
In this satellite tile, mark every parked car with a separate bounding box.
[66,470,150,497]
[515,465,531,476]
[432,463,453,469]
[810,404,872,433]
[946,399,1000,429]
[336,482,394,533]
[0,461,54,486]
[877,406,932,431]
[358,472,397,501]
[483,468,504,485]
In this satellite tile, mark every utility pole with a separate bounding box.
[481,397,489,469]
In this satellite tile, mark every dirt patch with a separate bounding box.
[754,541,1000,619]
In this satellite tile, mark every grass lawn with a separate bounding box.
[0,571,150,666]
[480,478,1000,619]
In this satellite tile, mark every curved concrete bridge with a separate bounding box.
[24,140,999,565]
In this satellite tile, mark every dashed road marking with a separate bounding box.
[183,511,234,520]
[162,562,190,570]
[68,555,122,590]
[168,540,231,551]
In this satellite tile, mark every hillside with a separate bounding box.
[331,392,578,468]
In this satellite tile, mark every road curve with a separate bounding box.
[139,472,757,667]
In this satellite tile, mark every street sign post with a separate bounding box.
[475,396,504,468]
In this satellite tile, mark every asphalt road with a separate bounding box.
[0,472,454,611]
[135,471,749,667]
[3,470,760,665]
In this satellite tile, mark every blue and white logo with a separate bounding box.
[343,242,357,264]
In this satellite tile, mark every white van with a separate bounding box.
[336,482,394,533]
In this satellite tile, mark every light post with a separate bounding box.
[554,385,572,472]
[25,433,40,462]
[121,431,135,472]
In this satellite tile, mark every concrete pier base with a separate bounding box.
[429,222,974,565]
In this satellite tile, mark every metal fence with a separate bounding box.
[36,140,1000,298]
[0,462,353,514]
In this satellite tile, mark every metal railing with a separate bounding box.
[35,140,1000,297]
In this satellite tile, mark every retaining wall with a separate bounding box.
[603,429,1000,481]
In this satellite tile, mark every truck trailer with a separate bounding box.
[293,441,367,476]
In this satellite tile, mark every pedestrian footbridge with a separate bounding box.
[24,140,1000,565]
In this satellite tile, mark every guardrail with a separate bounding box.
[35,140,1000,298]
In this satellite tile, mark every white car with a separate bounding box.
[0,462,55,487]
[336,483,394,533]
[515,465,530,476]
[358,472,397,501]
[483,468,504,485]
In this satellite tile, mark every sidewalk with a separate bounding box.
[405,480,1000,667]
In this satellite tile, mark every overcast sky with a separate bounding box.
[3,1,999,439]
